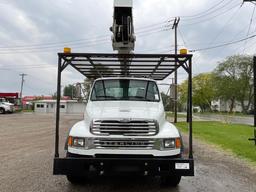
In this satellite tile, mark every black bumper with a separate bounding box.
[53,157,194,176]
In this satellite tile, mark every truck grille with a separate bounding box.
[93,139,155,149]
[91,119,158,136]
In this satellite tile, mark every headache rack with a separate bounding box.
[54,52,194,176]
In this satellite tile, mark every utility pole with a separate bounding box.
[249,56,256,145]
[243,0,256,145]
[19,73,27,109]
[172,17,180,123]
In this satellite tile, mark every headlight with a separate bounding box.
[73,138,85,147]
[68,136,94,149]
[68,136,85,148]
[163,138,181,149]
[163,139,176,148]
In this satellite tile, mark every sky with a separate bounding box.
[0,0,256,96]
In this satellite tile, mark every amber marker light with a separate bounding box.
[176,138,182,148]
[64,47,71,53]
[180,48,188,55]
[68,136,72,146]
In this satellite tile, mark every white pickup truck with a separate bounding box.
[0,101,15,114]
[64,77,186,186]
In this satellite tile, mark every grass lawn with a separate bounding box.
[166,112,187,118]
[176,121,256,163]
[198,112,253,117]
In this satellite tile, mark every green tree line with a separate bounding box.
[175,55,254,113]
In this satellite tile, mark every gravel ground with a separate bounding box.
[0,113,256,192]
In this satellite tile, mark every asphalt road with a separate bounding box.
[0,113,256,192]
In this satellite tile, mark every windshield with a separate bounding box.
[91,79,160,102]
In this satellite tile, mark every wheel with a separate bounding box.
[0,108,5,114]
[161,175,181,187]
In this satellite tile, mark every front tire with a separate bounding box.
[161,175,181,187]
[0,108,5,114]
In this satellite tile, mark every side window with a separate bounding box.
[92,81,104,99]
[146,82,160,101]
[36,104,45,108]
[60,105,65,109]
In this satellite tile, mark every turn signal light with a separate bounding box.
[68,136,72,146]
[176,138,181,148]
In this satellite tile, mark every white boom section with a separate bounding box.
[110,0,136,54]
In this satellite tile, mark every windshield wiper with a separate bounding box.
[128,96,153,101]
[96,96,118,100]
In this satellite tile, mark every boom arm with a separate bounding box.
[110,0,136,54]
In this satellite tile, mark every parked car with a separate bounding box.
[0,101,15,114]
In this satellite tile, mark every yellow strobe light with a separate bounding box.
[180,48,188,55]
[64,47,71,53]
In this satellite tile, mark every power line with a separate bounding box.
[0,0,239,53]
[190,33,256,52]
[180,0,227,18]
[0,40,110,54]
[182,0,236,21]
[181,3,242,26]
[243,4,256,53]
[208,5,241,45]
[178,27,187,47]
[0,27,173,54]
[0,22,171,51]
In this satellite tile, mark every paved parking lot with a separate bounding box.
[0,113,256,192]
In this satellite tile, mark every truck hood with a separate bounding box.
[1,102,14,106]
[85,101,164,122]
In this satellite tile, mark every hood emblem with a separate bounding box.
[119,109,130,112]
[119,118,131,123]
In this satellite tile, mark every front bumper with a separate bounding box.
[53,156,194,176]
[68,147,181,156]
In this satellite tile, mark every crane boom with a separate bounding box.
[110,0,136,54]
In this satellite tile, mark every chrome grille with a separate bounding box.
[93,139,155,149]
[91,119,158,136]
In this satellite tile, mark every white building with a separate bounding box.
[211,99,251,112]
[34,100,86,114]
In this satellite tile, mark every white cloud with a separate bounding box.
[0,0,255,96]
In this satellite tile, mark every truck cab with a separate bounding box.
[65,77,184,185]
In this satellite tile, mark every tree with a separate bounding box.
[161,92,171,111]
[213,55,253,113]
[193,73,215,111]
[179,73,215,112]
[63,84,76,98]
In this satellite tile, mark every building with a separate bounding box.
[22,95,70,106]
[211,99,252,112]
[0,92,19,104]
[34,100,86,114]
